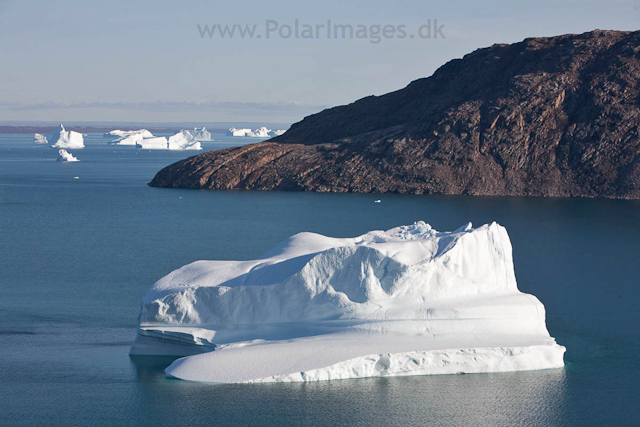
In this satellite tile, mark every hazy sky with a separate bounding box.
[1,0,638,124]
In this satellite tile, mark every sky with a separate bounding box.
[1,0,638,124]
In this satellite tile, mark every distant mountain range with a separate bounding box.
[150,30,640,199]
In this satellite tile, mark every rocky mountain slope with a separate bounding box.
[150,30,640,199]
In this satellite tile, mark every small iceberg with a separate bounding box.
[131,221,565,383]
[374,199,381,203]
[57,149,79,162]
[34,133,48,144]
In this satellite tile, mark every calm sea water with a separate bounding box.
[1,133,639,426]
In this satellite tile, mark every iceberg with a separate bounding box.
[135,136,168,150]
[246,126,271,138]
[167,131,203,151]
[56,149,79,162]
[226,127,253,137]
[227,127,285,138]
[111,134,145,146]
[38,124,85,149]
[104,129,154,139]
[186,127,213,141]
[109,130,155,146]
[130,222,565,383]
[34,133,48,144]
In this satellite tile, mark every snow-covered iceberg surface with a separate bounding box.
[268,129,286,137]
[57,149,79,162]
[130,222,565,383]
[37,124,85,149]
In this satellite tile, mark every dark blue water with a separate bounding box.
[1,134,639,426]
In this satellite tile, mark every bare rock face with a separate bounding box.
[150,30,640,199]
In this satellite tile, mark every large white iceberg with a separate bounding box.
[268,129,286,137]
[168,131,202,150]
[130,222,565,383]
[57,149,79,162]
[135,136,168,150]
[36,124,85,149]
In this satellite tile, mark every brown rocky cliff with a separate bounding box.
[150,30,640,199]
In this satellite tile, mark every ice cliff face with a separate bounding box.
[132,222,565,383]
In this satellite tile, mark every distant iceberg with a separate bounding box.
[135,136,168,150]
[168,131,203,150]
[104,129,154,139]
[34,124,84,149]
[109,130,154,146]
[186,127,213,141]
[131,222,565,383]
[246,126,271,138]
[226,127,287,138]
[34,133,48,144]
[112,134,145,146]
[133,133,202,150]
[57,149,79,162]
[226,127,253,137]
[50,124,85,149]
